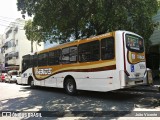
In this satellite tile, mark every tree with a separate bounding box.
[24,20,44,52]
[17,0,159,50]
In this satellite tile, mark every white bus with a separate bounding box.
[20,30,147,95]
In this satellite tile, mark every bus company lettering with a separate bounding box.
[131,53,144,60]
[137,55,145,60]
[36,68,52,75]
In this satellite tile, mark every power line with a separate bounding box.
[0,15,32,22]
[0,18,26,29]
[0,16,20,20]
[0,24,11,27]
[0,23,25,29]
[0,24,25,33]
[0,16,34,29]
[0,18,25,25]
[0,18,14,23]
[0,22,25,28]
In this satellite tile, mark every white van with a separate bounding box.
[7,70,19,83]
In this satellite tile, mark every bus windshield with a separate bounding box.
[126,34,144,53]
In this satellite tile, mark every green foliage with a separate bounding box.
[17,0,159,49]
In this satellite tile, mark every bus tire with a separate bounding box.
[28,77,34,88]
[64,77,77,95]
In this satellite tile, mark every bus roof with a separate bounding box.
[35,30,141,55]
[38,31,115,54]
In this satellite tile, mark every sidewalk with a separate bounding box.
[130,77,160,92]
[129,85,160,93]
[119,78,160,120]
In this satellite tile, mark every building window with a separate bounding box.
[16,40,18,46]
[5,54,8,61]
[14,52,19,59]
[4,42,8,50]
[10,40,15,47]
[8,54,12,60]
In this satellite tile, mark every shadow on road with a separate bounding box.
[1,84,160,119]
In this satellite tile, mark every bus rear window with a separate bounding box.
[126,34,144,53]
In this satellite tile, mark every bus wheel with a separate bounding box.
[30,80,34,88]
[64,78,77,95]
[29,77,34,88]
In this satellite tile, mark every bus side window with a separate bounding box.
[22,55,30,72]
[38,53,48,66]
[29,54,38,67]
[33,54,38,67]
[79,40,100,62]
[101,37,114,60]
[61,47,70,64]
[61,46,77,64]
[69,46,77,63]
[48,49,61,65]
[48,51,55,65]
[30,55,34,67]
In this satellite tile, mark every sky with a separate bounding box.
[0,0,53,48]
[0,0,25,34]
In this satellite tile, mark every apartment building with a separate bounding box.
[0,18,44,72]
[0,34,5,71]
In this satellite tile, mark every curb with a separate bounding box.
[126,85,160,93]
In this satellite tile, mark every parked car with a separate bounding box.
[6,70,19,83]
[0,73,9,82]
[16,73,22,85]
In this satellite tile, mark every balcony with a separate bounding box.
[5,52,19,65]
[5,29,12,39]
[7,58,16,65]
[3,40,16,53]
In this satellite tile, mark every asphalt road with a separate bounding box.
[0,82,159,120]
